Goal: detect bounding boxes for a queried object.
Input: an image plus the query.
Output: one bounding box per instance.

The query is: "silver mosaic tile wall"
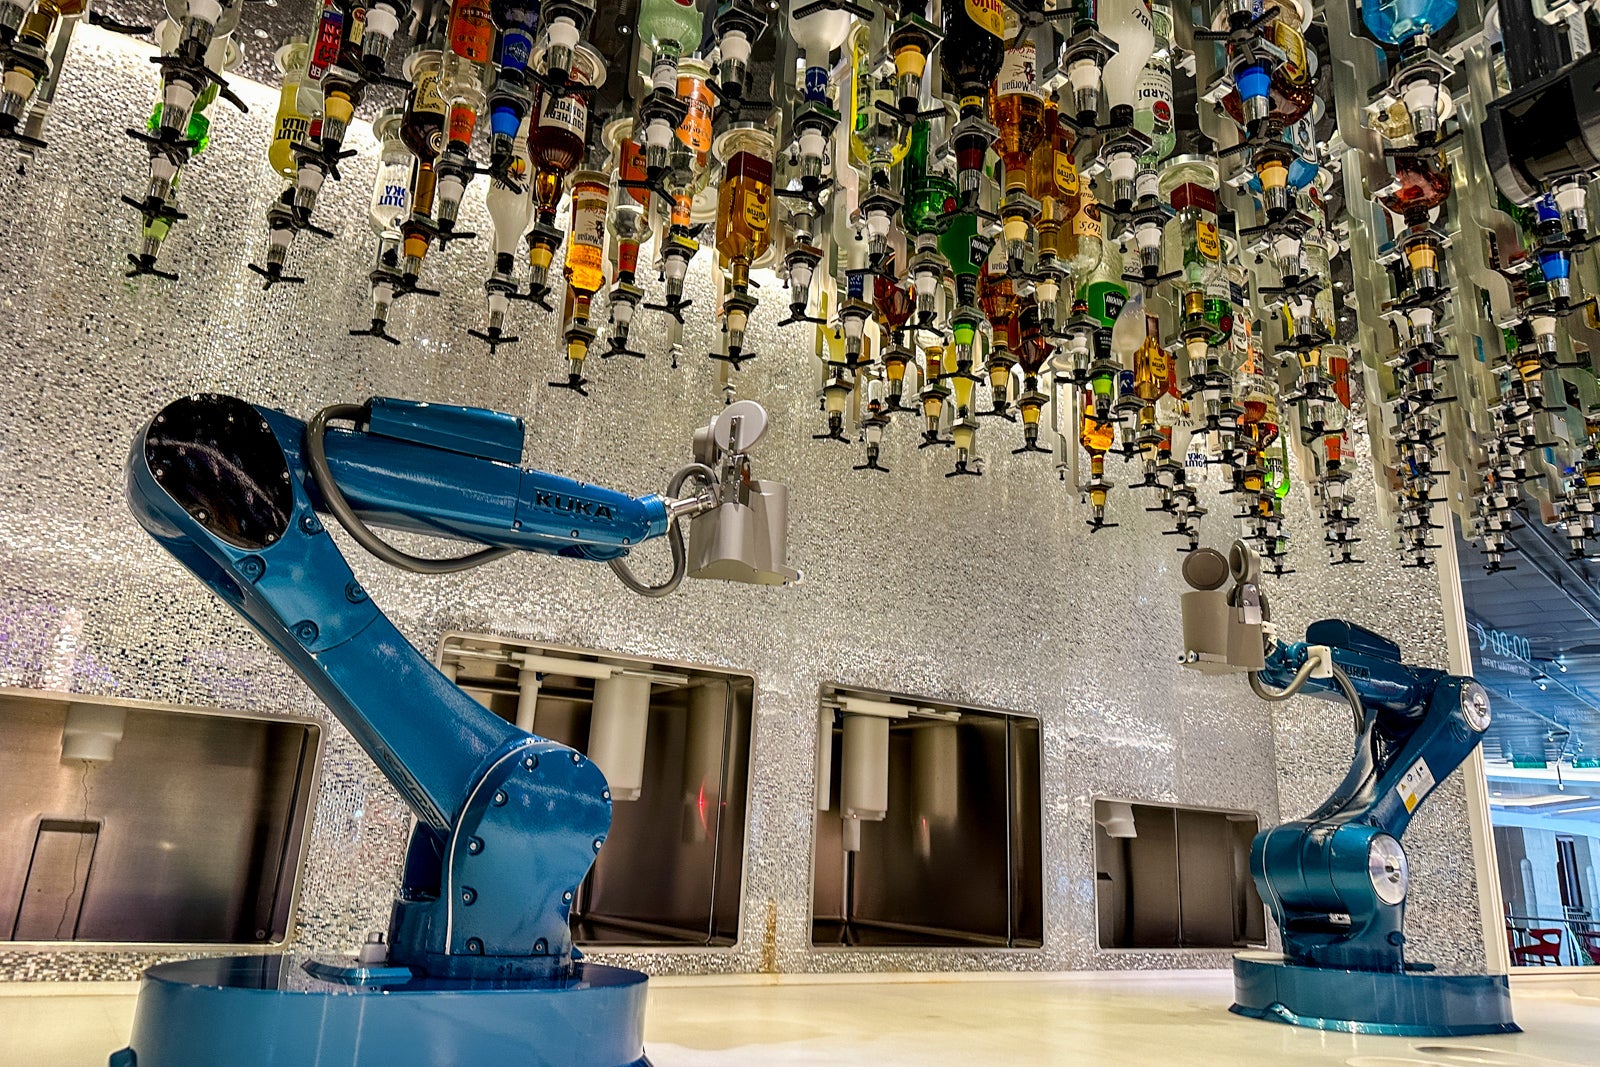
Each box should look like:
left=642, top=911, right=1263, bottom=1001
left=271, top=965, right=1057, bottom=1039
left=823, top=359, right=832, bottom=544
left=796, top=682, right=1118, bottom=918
left=0, top=29, right=1487, bottom=980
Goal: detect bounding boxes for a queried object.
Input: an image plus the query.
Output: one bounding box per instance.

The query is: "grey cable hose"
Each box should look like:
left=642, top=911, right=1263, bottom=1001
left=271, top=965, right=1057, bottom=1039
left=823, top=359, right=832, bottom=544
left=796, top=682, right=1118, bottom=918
left=1248, top=659, right=1319, bottom=702
left=306, top=404, right=516, bottom=575
left=1328, top=663, right=1367, bottom=735
left=606, top=462, right=720, bottom=597
left=1249, top=658, right=1367, bottom=735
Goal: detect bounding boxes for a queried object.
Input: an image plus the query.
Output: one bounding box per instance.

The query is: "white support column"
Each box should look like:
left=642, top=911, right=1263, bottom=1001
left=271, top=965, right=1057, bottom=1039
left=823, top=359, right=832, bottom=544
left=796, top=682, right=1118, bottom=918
left=515, top=667, right=542, bottom=733
left=1437, top=524, right=1512, bottom=974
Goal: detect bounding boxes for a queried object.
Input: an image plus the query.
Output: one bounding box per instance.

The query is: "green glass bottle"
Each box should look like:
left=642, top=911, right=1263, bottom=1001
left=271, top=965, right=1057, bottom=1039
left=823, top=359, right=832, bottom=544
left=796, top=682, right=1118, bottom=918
left=1081, top=241, right=1128, bottom=371
left=148, top=78, right=220, bottom=155
left=902, top=119, right=958, bottom=237
left=1082, top=240, right=1128, bottom=330
left=1268, top=437, right=1291, bottom=500
left=638, top=0, right=704, bottom=65
left=939, top=210, right=985, bottom=306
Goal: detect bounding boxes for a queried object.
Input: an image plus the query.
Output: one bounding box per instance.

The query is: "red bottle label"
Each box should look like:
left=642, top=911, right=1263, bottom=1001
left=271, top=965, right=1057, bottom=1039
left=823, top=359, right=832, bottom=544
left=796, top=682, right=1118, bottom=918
left=310, top=4, right=344, bottom=80
left=448, top=104, right=476, bottom=146
left=619, top=139, right=650, bottom=207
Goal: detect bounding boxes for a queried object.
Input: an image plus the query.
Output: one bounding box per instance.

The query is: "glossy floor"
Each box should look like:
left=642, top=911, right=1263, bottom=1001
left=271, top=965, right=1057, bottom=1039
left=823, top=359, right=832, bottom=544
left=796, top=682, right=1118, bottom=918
left=1, top=970, right=1596, bottom=1066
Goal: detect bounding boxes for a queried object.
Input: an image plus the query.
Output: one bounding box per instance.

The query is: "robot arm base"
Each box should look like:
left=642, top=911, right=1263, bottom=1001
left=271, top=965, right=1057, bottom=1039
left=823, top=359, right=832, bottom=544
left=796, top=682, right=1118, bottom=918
left=389, top=736, right=610, bottom=979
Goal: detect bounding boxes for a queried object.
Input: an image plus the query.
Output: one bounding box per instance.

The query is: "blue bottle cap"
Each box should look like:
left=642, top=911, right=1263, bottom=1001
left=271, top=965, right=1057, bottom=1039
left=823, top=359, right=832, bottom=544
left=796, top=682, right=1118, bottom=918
left=1539, top=249, right=1571, bottom=281
left=490, top=106, right=521, bottom=140
left=1237, top=65, right=1270, bottom=103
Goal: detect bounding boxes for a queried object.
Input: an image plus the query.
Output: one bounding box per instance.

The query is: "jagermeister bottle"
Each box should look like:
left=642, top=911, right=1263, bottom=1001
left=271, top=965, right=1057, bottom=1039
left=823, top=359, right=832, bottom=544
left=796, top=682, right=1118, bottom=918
left=940, top=0, right=1007, bottom=115
left=944, top=0, right=1005, bottom=210
left=939, top=209, right=985, bottom=308
left=1082, top=239, right=1127, bottom=335
left=1080, top=242, right=1127, bottom=423
left=942, top=216, right=987, bottom=374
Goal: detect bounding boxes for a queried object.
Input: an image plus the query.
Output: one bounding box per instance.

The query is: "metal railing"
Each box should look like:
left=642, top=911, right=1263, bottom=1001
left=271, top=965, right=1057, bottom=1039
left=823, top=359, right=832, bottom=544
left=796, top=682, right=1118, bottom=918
left=1506, top=912, right=1600, bottom=967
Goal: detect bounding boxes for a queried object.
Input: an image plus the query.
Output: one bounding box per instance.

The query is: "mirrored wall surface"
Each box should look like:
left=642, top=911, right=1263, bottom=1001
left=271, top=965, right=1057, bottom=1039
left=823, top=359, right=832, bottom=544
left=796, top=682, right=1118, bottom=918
left=1093, top=799, right=1266, bottom=952
left=0, top=23, right=1480, bottom=979
left=1457, top=522, right=1600, bottom=967
left=0, top=689, right=320, bottom=947
left=811, top=686, right=1043, bottom=950
left=438, top=634, right=753, bottom=950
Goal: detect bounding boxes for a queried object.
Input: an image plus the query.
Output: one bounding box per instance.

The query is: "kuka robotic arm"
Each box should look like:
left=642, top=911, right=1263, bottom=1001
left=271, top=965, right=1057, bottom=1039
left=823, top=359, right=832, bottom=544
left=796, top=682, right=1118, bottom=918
left=126, top=392, right=793, bottom=981
left=1181, top=542, right=1492, bottom=972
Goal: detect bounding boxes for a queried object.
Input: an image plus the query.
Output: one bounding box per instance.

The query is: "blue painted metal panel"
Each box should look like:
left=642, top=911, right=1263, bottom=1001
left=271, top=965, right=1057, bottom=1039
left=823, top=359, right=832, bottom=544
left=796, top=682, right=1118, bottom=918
left=124, top=393, right=659, bottom=996
left=128, top=398, right=518, bottom=839
left=109, top=956, right=651, bottom=1067
left=365, top=397, right=526, bottom=465
left=1232, top=952, right=1518, bottom=1036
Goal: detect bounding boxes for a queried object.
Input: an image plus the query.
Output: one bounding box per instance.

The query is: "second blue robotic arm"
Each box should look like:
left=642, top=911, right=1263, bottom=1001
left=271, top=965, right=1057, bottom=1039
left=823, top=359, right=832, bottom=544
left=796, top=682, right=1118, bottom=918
left=1181, top=542, right=1492, bottom=973
left=1253, top=622, right=1492, bottom=970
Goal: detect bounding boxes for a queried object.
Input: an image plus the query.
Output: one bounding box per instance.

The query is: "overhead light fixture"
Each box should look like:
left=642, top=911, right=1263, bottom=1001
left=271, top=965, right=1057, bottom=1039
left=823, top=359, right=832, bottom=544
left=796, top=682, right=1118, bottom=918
left=1490, top=793, right=1592, bottom=808
left=1552, top=803, right=1600, bottom=816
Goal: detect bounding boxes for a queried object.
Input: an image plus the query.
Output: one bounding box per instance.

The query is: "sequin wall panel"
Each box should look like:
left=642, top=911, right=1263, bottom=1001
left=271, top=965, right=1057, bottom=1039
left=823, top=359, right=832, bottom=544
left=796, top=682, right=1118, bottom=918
left=0, top=29, right=1486, bottom=980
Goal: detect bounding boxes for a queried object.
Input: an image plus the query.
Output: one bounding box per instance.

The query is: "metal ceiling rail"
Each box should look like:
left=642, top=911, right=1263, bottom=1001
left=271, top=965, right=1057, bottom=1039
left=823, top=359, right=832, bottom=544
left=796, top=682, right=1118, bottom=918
left=1505, top=520, right=1600, bottom=635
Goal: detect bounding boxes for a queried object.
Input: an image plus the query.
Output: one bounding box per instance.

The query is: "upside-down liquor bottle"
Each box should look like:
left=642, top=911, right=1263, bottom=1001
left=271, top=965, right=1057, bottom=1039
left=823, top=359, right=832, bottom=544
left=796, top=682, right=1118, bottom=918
left=713, top=124, right=776, bottom=362
left=524, top=42, right=605, bottom=304
left=551, top=170, right=609, bottom=392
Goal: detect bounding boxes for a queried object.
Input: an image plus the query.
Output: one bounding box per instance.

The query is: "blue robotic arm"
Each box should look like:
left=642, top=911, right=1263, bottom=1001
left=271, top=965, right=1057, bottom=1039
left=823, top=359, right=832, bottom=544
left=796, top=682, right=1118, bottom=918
left=125, top=392, right=790, bottom=988
left=1250, top=621, right=1490, bottom=972
left=1180, top=541, right=1510, bottom=1036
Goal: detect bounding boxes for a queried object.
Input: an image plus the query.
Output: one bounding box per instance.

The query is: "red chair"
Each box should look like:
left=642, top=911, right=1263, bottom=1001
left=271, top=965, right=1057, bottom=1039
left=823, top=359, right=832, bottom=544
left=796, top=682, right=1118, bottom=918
left=1575, top=929, right=1600, bottom=967
left=1510, top=927, right=1564, bottom=966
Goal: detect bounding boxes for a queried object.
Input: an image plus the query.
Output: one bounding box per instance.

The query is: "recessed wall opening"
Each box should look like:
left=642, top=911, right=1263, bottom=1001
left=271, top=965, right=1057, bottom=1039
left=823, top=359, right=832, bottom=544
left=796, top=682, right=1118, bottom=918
left=12, top=820, right=100, bottom=940
left=811, top=685, right=1043, bottom=949
left=439, top=634, right=753, bottom=949
left=0, top=689, right=320, bottom=946
left=1093, top=799, right=1267, bottom=950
